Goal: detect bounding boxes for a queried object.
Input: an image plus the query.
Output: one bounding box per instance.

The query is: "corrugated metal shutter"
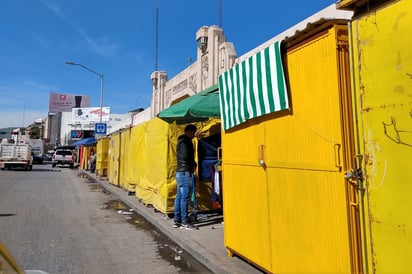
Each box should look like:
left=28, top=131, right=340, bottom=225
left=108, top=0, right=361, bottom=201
left=218, top=41, right=289, bottom=130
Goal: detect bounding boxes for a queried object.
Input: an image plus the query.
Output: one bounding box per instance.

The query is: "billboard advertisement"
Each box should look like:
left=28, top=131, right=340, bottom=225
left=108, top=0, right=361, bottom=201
left=48, top=92, right=90, bottom=113
left=70, top=130, right=95, bottom=140
left=72, top=107, right=110, bottom=123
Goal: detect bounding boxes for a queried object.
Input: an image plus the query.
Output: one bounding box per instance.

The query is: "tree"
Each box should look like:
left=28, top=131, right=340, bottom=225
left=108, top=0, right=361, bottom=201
left=27, top=126, right=40, bottom=139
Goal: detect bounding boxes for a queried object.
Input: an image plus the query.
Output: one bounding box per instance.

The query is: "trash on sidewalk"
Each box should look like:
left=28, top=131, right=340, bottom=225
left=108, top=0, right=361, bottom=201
left=212, top=221, right=224, bottom=229
left=117, top=210, right=133, bottom=215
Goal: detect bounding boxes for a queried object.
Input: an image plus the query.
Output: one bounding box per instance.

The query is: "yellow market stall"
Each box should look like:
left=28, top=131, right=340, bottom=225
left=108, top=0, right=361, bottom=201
left=107, top=132, right=121, bottom=186
left=126, top=122, right=147, bottom=196
left=137, top=118, right=174, bottom=210
left=107, top=128, right=135, bottom=192
left=125, top=117, right=220, bottom=214
left=155, top=86, right=223, bottom=214
left=80, top=146, right=95, bottom=170
left=119, top=128, right=132, bottom=191
left=96, top=137, right=109, bottom=178
left=152, top=118, right=220, bottom=214
left=218, top=6, right=359, bottom=273
left=72, top=137, right=97, bottom=170
left=339, top=0, right=412, bottom=271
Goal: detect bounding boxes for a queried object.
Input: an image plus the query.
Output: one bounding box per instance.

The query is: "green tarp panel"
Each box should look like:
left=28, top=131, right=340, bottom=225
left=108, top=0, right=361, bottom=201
left=218, top=41, right=289, bottom=130
left=158, top=85, right=220, bottom=124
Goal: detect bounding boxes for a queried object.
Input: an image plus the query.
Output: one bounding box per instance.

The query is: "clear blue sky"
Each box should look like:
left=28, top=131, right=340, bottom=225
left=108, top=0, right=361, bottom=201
left=0, top=0, right=334, bottom=128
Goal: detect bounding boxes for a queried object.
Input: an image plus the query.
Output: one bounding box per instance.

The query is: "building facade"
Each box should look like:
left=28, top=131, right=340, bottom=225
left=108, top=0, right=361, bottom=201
left=150, top=25, right=237, bottom=117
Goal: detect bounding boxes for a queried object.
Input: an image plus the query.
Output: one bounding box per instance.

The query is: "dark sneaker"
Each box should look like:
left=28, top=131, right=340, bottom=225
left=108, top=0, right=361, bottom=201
left=181, top=223, right=197, bottom=230
left=172, top=222, right=181, bottom=228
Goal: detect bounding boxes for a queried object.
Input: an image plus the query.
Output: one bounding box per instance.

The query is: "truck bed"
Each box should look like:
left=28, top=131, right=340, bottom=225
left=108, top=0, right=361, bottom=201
left=0, top=144, right=33, bottom=170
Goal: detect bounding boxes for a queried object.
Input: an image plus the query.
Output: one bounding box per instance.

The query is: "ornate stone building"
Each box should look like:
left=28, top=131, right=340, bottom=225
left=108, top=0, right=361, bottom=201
left=150, top=25, right=237, bottom=117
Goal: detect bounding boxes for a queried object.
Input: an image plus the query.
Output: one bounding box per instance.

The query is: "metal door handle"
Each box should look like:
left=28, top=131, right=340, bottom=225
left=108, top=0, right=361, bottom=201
left=334, top=143, right=342, bottom=168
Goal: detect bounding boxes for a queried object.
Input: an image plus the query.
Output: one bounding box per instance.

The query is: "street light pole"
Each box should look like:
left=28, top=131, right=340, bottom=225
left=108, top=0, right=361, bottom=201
left=65, top=61, right=104, bottom=123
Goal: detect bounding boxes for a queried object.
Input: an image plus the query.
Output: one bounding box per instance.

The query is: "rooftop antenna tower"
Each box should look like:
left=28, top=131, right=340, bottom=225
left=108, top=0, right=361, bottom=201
left=218, top=0, right=222, bottom=27
left=154, top=0, right=159, bottom=71
left=22, top=104, right=26, bottom=128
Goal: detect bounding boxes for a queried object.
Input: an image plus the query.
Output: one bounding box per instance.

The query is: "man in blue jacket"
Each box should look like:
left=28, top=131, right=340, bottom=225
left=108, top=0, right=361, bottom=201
left=173, top=124, right=198, bottom=230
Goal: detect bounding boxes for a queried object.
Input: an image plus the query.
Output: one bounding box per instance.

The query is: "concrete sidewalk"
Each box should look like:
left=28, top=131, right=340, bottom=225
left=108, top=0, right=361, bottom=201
left=80, top=169, right=263, bottom=274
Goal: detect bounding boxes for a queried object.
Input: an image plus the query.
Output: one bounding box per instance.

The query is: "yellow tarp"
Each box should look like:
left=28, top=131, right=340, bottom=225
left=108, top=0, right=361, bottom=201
left=139, top=118, right=174, bottom=210
left=110, top=117, right=220, bottom=214
left=107, top=132, right=120, bottom=186
left=126, top=122, right=147, bottom=195
left=96, top=137, right=109, bottom=177
left=119, top=128, right=131, bottom=191
left=79, top=146, right=95, bottom=170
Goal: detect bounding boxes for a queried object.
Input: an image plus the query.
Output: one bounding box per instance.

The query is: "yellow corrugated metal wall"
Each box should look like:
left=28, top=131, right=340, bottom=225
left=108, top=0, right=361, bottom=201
left=350, top=0, right=412, bottom=271
left=222, top=24, right=358, bottom=273
left=223, top=122, right=272, bottom=270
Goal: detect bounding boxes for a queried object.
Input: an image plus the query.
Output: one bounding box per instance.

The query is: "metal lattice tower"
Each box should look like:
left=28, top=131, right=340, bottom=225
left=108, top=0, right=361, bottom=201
left=155, top=0, right=159, bottom=71
left=218, top=0, right=222, bottom=27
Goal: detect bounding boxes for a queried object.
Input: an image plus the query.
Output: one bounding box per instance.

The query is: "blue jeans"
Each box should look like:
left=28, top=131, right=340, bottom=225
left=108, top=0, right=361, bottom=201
left=174, top=171, right=192, bottom=224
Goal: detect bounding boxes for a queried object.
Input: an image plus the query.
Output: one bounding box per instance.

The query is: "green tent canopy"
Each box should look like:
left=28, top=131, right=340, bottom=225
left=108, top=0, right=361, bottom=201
left=158, top=85, right=220, bottom=124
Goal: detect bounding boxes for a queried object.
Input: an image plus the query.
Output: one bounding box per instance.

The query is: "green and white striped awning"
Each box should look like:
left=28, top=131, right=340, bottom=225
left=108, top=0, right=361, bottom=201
left=218, top=41, right=289, bottom=130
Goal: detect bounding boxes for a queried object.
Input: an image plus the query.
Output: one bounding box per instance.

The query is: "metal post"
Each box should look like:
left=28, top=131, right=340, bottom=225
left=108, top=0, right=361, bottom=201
left=99, top=74, right=104, bottom=123
left=65, top=61, right=104, bottom=123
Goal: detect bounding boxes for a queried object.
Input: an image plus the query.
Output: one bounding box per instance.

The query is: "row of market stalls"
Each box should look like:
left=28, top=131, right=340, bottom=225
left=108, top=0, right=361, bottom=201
left=91, top=85, right=223, bottom=216
left=78, top=1, right=411, bottom=273
left=71, top=137, right=98, bottom=171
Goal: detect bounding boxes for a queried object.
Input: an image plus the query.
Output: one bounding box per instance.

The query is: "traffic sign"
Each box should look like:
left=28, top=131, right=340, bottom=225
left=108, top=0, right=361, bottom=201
left=95, top=123, right=107, bottom=135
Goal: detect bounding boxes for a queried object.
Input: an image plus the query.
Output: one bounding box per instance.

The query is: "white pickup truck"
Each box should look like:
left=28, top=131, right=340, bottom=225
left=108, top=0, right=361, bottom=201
left=0, top=144, right=33, bottom=170
left=52, top=148, right=75, bottom=168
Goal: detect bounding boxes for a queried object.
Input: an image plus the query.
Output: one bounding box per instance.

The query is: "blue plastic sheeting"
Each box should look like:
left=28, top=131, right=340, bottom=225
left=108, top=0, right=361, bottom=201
left=198, top=136, right=220, bottom=181
left=199, top=159, right=216, bottom=181
left=72, top=137, right=97, bottom=147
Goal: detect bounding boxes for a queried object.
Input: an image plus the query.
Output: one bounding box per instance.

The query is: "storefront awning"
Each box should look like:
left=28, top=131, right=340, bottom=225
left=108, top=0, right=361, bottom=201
left=218, top=41, right=289, bottom=130
left=158, top=85, right=220, bottom=124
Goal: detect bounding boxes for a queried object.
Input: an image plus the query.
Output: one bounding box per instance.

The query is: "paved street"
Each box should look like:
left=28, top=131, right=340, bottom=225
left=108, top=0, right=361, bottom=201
left=0, top=165, right=209, bottom=273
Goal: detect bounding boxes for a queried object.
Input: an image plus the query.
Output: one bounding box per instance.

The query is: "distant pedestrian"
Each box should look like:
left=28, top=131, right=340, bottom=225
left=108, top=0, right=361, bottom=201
left=88, top=150, right=96, bottom=172
left=173, top=124, right=198, bottom=230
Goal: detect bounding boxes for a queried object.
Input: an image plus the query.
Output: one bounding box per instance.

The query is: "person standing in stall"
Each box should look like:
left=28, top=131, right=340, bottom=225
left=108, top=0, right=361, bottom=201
left=173, top=124, right=198, bottom=230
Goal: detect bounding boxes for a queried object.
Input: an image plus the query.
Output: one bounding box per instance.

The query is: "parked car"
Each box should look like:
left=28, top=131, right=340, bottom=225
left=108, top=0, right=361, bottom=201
left=43, top=153, right=52, bottom=162
left=32, top=153, right=44, bottom=164
left=52, top=149, right=75, bottom=168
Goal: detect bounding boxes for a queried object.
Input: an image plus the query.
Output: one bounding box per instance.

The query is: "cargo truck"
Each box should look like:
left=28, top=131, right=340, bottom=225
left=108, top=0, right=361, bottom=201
left=26, top=139, right=44, bottom=156
left=0, top=144, right=33, bottom=170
